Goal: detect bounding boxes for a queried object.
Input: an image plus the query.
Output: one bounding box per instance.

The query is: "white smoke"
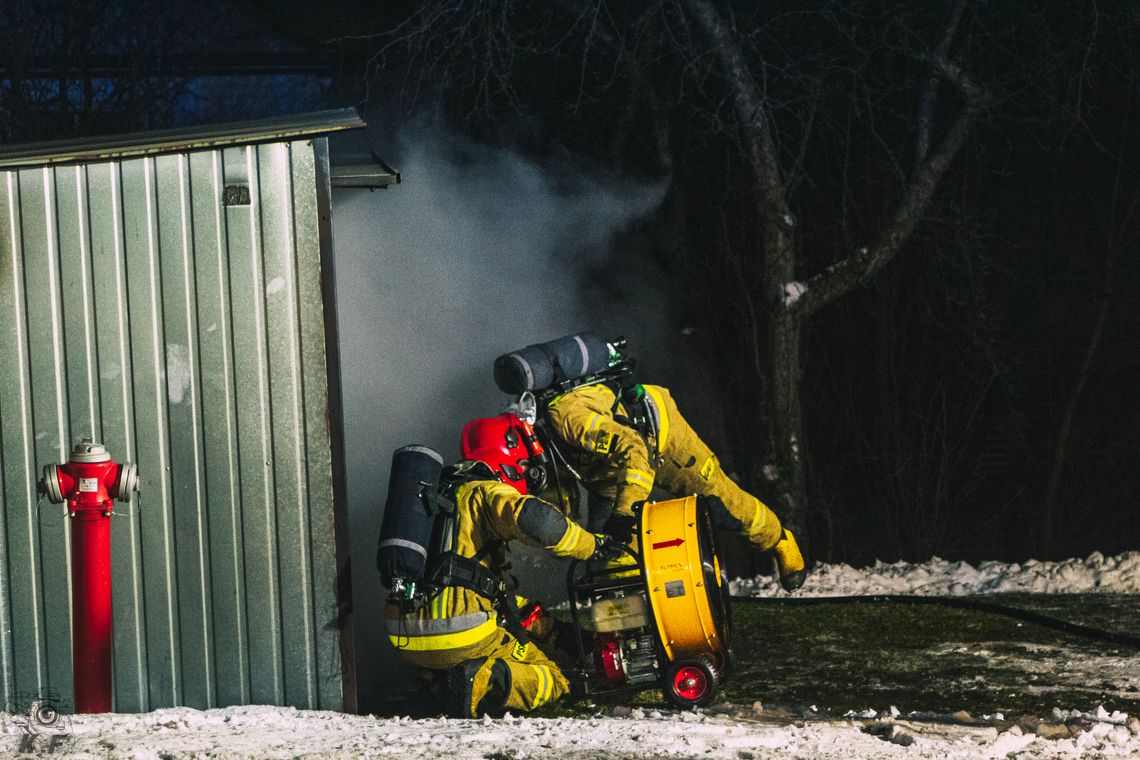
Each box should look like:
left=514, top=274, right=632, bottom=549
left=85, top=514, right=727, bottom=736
left=331, top=117, right=665, bottom=710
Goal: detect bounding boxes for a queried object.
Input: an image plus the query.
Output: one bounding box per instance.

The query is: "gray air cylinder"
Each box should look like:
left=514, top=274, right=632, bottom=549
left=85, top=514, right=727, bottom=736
left=493, top=332, right=612, bottom=394
left=377, top=445, right=444, bottom=587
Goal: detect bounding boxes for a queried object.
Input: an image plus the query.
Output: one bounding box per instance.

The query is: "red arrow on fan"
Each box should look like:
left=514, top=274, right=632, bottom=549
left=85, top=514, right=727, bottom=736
left=652, top=538, right=685, bottom=550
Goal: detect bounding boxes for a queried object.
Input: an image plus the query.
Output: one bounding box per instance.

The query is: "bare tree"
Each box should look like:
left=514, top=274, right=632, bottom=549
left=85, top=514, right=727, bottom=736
left=686, top=0, right=984, bottom=536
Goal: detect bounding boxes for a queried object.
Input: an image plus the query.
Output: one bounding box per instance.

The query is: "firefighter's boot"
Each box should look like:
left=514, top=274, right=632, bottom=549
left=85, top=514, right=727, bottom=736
left=772, top=529, right=807, bottom=592
left=444, top=658, right=511, bottom=718
left=443, top=658, right=483, bottom=717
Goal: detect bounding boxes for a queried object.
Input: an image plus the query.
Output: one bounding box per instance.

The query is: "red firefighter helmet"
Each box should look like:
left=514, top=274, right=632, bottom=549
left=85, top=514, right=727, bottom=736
left=460, top=412, right=549, bottom=495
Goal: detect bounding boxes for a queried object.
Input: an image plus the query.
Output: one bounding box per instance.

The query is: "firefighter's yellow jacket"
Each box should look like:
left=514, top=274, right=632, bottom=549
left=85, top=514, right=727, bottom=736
left=544, top=383, right=785, bottom=551
left=385, top=476, right=597, bottom=715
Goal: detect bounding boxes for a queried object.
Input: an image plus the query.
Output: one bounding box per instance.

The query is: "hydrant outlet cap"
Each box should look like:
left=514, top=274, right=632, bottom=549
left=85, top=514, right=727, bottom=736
left=70, top=438, right=112, bottom=463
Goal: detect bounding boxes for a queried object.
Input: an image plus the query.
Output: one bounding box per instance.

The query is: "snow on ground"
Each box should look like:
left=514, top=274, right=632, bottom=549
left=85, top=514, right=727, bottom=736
left=3, top=553, right=1138, bottom=759
left=5, top=703, right=1139, bottom=760
left=731, top=550, right=1140, bottom=597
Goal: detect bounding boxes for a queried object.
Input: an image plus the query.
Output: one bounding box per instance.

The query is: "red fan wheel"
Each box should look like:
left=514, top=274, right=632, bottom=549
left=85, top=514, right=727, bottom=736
left=664, top=657, right=720, bottom=709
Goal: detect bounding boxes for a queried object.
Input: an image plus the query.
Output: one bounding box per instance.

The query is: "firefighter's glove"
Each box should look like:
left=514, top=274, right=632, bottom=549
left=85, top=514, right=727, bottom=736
left=772, top=529, right=807, bottom=593
left=601, top=511, right=638, bottom=543
left=592, top=534, right=627, bottom=563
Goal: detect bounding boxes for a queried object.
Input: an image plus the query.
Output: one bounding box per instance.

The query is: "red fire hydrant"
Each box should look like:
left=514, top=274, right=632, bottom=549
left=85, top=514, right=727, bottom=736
left=38, top=438, right=137, bottom=714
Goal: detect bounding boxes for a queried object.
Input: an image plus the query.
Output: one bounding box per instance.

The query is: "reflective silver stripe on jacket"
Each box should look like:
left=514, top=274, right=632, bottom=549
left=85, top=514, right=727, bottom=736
left=384, top=610, right=492, bottom=636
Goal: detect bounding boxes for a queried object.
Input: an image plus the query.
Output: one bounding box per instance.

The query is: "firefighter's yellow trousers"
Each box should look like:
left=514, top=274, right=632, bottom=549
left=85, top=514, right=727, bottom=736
left=656, top=420, right=783, bottom=550
left=403, top=626, right=568, bottom=717
left=607, top=388, right=785, bottom=551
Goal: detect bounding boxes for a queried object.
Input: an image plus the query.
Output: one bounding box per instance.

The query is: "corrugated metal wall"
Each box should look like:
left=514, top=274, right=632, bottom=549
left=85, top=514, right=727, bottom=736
left=0, top=138, right=345, bottom=712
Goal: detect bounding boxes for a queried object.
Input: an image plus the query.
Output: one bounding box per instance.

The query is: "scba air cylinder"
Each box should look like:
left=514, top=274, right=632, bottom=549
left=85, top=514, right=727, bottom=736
left=493, top=332, right=613, bottom=394
left=376, top=445, right=444, bottom=588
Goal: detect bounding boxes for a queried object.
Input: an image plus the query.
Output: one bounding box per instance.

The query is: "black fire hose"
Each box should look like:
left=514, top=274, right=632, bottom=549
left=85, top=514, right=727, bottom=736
left=730, top=594, right=1140, bottom=650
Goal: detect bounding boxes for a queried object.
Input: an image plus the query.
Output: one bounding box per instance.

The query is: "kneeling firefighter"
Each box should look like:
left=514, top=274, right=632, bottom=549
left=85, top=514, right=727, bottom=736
left=378, top=420, right=623, bottom=718
left=492, top=332, right=807, bottom=592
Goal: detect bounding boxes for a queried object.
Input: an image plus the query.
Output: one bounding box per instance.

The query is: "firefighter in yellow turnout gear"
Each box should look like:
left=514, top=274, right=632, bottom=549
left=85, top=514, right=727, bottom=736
left=543, top=382, right=807, bottom=591
left=382, top=420, right=622, bottom=717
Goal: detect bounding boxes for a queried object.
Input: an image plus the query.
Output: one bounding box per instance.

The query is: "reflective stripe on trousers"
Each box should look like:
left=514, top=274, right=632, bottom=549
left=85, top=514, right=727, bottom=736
left=386, top=610, right=497, bottom=651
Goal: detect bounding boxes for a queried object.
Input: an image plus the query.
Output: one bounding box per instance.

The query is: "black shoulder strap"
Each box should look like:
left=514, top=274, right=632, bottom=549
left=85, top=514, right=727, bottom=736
left=472, top=538, right=503, bottom=563
left=537, top=342, right=567, bottom=384
left=610, top=384, right=660, bottom=459
left=425, top=549, right=530, bottom=643
left=426, top=552, right=503, bottom=601
left=423, top=486, right=454, bottom=517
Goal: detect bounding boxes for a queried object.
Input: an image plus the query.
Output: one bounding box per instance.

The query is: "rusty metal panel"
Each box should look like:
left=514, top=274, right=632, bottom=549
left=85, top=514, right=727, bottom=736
left=0, top=134, right=347, bottom=712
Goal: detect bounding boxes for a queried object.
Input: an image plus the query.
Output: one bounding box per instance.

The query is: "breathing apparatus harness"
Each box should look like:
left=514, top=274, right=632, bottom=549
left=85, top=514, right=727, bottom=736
left=531, top=338, right=662, bottom=468
left=387, top=461, right=530, bottom=642
left=499, top=338, right=660, bottom=542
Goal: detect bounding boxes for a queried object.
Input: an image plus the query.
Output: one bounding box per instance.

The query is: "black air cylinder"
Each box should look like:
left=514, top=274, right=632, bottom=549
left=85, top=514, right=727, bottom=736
left=493, top=332, right=611, bottom=394
left=377, top=445, right=444, bottom=587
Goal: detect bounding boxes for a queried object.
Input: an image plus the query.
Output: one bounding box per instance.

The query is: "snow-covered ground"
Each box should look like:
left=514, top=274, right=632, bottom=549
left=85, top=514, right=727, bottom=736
left=3, top=552, right=1138, bottom=759
left=732, top=550, right=1140, bottom=597
left=5, top=703, right=1138, bottom=760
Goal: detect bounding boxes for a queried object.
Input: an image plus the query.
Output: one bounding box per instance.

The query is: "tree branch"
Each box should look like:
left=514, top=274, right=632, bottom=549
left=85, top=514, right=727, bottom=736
left=916, top=0, right=968, bottom=163
left=793, top=16, right=986, bottom=318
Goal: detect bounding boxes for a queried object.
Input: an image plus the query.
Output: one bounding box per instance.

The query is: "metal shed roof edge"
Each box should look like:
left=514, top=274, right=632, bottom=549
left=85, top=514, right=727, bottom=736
left=0, top=107, right=366, bottom=169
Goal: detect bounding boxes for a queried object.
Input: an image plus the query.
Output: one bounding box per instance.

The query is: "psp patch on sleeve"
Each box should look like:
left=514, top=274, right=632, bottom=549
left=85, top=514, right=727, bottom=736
left=594, top=431, right=615, bottom=455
